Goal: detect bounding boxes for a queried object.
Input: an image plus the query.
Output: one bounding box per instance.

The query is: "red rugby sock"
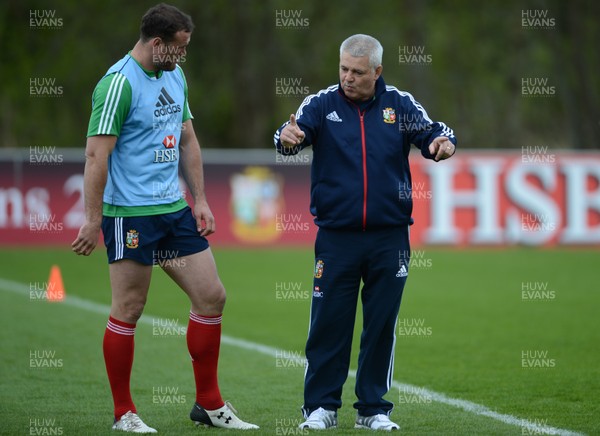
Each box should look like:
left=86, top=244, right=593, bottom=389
left=103, top=316, right=136, bottom=420
left=187, top=312, right=224, bottom=410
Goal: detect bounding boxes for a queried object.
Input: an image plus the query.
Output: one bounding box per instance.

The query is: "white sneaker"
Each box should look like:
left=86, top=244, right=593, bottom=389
left=112, top=411, right=157, bottom=433
left=190, top=401, right=259, bottom=429
left=299, top=407, right=337, bottom=430
left=355, top=413, right=399, bottom=431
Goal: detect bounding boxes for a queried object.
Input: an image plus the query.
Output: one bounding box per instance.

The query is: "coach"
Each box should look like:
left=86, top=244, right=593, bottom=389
left=274, top=34, right=457, bottom=431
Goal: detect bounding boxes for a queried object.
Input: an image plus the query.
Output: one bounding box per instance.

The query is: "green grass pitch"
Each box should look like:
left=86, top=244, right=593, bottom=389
left=0, top=247, right=598, bottom=435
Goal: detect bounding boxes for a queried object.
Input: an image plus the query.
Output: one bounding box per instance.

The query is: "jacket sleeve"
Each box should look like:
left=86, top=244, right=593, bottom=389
left=402, top=93, right=457, bottom=160
left=274, top=93, right=321, bottom=155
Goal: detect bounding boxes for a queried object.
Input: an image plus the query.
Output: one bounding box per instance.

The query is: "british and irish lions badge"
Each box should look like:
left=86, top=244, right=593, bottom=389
left=314, top=259, right=324, bottom=278
left=126, top=229, right=139, bottom=249
left=382, top=107, right=396, bottom=124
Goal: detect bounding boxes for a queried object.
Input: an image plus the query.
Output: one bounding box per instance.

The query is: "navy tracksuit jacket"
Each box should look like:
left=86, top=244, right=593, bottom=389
left=274, top=76, right=456, bottom=417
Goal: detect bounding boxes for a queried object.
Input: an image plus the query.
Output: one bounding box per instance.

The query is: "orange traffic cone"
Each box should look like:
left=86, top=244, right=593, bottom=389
left=47, top=265, right=65, bottom=302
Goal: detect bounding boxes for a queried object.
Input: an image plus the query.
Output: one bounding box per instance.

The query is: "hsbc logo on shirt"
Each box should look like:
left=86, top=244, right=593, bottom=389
left=153, top=135, right=178, bottom=163
left=163, top=135, right=176, bottom=149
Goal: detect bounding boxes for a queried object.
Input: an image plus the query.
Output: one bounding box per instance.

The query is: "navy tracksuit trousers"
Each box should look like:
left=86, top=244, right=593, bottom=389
left=303, top=225, right=410, bottom=417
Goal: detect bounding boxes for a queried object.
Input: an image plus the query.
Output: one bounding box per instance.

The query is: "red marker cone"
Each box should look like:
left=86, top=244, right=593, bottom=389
left=47, top=265, right=65, bottom=302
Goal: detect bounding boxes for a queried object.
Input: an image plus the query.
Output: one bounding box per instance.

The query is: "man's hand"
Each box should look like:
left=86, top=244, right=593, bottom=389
left=428, top=136, right=455, bottom=161
left=280, top=114, right=306, bottom=148
left=194, top=200, right=216, bottom=237
left=72, top=221, right=102, bottom=256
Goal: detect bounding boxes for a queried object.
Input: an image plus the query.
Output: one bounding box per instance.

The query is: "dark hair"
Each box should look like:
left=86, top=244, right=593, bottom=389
left=140, top=3, right=194, bottom=42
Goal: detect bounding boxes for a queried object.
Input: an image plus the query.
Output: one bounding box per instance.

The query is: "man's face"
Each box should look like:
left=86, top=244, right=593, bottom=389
left=339, top=51, right=382, bottom=102
left=152, top=30, right=191, bottom=71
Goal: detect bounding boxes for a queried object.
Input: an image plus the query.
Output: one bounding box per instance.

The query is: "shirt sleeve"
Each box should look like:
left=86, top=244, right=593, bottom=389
left=86, top=73, right=132, bottom=137
left=177, top=66, right=193, bottom=122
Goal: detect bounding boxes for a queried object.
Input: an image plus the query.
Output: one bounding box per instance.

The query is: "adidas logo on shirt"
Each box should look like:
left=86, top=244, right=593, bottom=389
left=326, top=111, right=342, bottom=122
left=153, top=87, right=181, bottom=118
left=396, top=264, right=408, bottom=278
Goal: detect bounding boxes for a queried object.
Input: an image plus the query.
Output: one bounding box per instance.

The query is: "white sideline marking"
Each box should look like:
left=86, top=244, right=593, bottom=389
left=0, top=277, right=584, bottom=436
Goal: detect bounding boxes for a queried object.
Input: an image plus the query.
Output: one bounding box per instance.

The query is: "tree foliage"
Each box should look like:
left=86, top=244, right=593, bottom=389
left=2, top=0, right=598, bottom=149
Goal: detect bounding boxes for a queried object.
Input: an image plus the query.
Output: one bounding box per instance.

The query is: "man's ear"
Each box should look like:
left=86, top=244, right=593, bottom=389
left=374, top=65, right=383, bottom=80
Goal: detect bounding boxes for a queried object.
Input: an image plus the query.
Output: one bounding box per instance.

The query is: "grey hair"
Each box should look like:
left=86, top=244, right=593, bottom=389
left=340, top=34, right=383, bottom=70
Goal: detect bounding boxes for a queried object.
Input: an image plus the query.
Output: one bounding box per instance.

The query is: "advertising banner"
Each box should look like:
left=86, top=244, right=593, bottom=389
left=1, top=149, right=599, bottom=247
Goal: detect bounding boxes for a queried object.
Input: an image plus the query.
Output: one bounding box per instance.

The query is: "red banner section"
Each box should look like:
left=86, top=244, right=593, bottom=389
left=1, top=150, right=599, bottom=247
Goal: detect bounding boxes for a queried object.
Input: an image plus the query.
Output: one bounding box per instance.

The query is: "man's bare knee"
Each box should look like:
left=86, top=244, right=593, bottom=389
left=112, top=297, right=147, bottom=323
left=214, top=283, right=227, bottom=308
left=191, top=281, right=226, bottom=314
left=206, top=281, right=226, bottom=309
